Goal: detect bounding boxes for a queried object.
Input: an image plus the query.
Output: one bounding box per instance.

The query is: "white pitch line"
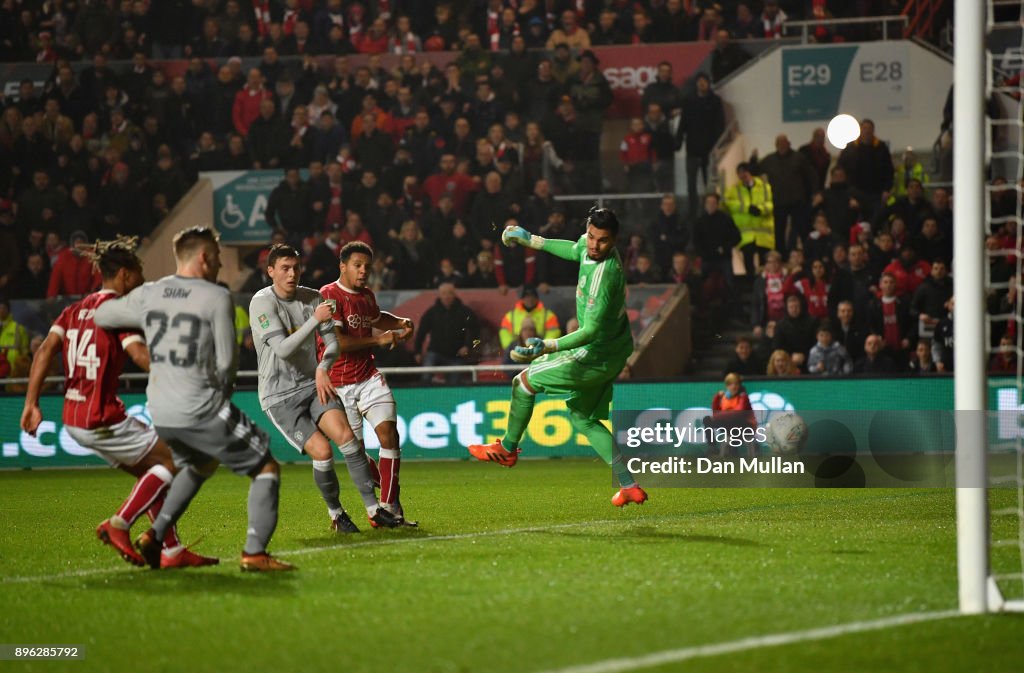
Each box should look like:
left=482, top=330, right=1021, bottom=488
left=276, top=519, right=618, bottom=558
left=533, top=609, right=963, bottom=673
left=0, top=519, right=621, bottom=585
left=0, top=566, right=132, bottom=585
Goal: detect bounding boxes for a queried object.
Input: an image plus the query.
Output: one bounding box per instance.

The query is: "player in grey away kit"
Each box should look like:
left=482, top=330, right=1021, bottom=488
left=249, top=244, right=399, bottom=532
left=95, top=227, right=293, bottom=572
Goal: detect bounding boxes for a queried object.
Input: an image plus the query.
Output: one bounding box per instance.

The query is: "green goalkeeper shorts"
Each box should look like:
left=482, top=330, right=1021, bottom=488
left=525, top=350, right=628, bottom=421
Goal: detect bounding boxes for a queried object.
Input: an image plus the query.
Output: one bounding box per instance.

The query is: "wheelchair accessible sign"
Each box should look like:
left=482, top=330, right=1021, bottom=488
left=203, top=170, right=289, bottom=244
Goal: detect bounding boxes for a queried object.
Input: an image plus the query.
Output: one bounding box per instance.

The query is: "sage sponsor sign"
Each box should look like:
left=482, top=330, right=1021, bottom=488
left=594, top=43, right=714, bottom=117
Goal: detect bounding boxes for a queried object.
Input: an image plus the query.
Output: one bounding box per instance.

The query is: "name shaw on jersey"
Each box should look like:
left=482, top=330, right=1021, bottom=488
left=163, top=287, right=192, bottom=299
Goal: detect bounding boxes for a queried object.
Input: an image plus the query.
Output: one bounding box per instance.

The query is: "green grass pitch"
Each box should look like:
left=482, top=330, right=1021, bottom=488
left=1, top=459, right=1022, bottom=673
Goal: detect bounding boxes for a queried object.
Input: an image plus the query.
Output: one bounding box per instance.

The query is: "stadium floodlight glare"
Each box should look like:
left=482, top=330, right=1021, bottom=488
left=826, top=114, right=860, bottom=150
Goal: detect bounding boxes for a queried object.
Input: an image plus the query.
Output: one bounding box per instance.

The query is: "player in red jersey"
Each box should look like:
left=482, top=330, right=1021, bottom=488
left=321, top=242, right=418, bottom=526
left=20, top=237, right=217, bottom=570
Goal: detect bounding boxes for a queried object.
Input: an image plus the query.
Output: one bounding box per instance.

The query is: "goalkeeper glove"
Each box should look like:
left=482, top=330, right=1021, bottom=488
left=510, top=337, right=557, bottom=363
left=748, top=205, right=762, bottom=216
left=502, top=225, right=543, bottom=249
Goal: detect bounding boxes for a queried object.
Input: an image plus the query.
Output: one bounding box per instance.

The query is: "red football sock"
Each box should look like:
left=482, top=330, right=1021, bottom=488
left=115, top=465, right=172, bottom=526
left=146, top=494, right=181, bottom=550
left=379, top=448, right=400, bottom=507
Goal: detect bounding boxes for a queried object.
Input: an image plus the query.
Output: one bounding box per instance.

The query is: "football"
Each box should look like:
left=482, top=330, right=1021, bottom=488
left=766, top=412, right=808, bottom=455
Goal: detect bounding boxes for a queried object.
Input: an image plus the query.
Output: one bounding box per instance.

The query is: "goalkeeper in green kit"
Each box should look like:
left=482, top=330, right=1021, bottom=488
left=467, top=207, right=648, bottom=507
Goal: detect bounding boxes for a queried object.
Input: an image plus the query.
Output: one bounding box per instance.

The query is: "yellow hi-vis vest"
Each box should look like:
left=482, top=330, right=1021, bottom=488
left=724, top=177, right=775, bottom=250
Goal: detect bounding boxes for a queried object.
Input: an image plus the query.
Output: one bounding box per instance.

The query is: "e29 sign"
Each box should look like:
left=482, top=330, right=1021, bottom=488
left=786, top=63, right=832, bottom=87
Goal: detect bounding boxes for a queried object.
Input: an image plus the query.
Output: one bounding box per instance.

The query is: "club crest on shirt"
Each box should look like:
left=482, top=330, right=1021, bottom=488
left=258, top=314, right=270, bottom=329
left=578, top=275, right=587, bottom=290
left=347, top=314, right=374, bottom=329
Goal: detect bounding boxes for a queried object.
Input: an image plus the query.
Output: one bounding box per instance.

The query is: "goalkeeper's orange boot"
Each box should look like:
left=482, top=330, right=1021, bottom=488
left=467, top=440, right=521, bottom=467
left=161, top=547, right=220, bottom=569
left=240, top=552, right=296, bottom=572
left=612, top=485, right=648, bottom=507
left=96, top=519, right=145, bottom=567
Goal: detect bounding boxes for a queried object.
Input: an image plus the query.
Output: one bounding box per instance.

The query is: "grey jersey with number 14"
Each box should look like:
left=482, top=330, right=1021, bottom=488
left=94, top=275, right=237, bottom=428
left=249, top=286, right=335, bottom=410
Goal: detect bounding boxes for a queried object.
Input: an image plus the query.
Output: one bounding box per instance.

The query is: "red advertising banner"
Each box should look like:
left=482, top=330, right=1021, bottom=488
left=592, top=43, right=715, bottom=118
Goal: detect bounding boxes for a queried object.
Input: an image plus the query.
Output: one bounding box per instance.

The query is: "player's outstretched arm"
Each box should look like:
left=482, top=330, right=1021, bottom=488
left=513, top=274, right=613, bottom=362
left=513, top=317, right=600, bottom=363
left=551, top=320, right=598, bottom=352
left=375, top=311, right=413, bottom=331
left=20, top=332, right=62, bottom=436
left=94, top=288, right=144, bottom=329
left=374, top=311, right=414, bottom=341
left=334, top=326, right=401, bottom=353
left=250, top=295, right=331, bottom=359
left=502, top=225, right=578, bottom=262
left=551, top=278, right=617, bottom=352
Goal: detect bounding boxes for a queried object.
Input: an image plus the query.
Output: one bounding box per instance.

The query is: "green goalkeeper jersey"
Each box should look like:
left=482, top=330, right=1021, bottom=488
left=542, top=234, right=633, bottom=365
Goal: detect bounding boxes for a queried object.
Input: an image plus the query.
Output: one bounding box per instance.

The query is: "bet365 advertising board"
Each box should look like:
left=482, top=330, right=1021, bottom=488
left=2, top=377, right=1016, bottom=469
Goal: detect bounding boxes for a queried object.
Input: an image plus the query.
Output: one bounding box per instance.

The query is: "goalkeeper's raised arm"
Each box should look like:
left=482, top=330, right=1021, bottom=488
left=502, top=223, right=579, bottom=262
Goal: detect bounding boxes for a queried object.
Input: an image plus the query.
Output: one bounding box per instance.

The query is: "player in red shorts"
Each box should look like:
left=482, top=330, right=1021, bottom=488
left=321, top=242, right=418, bottom=526
left=20, top=237, right=217, bottom=569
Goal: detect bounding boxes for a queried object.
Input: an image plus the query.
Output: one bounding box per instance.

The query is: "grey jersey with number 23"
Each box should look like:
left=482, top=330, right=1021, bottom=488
left=94, top=275, right=237, bottom=428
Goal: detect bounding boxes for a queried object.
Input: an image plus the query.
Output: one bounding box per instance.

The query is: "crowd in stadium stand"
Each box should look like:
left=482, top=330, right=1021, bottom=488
left=708, top=119, right=1024, bottom=379
left=0, top=0, right=987, bottom=382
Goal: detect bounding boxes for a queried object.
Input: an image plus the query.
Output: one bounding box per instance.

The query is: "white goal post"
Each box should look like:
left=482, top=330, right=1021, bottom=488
left=953, top=0, right=989, bottom=616
left=957, top=0, right=1024, bottom=614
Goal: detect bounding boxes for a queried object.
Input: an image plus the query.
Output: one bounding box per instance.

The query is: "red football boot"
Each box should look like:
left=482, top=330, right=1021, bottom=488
left=161, top=547, right=220, bottom=569
left=467, top=440, right=521, bottom=467
left=96, top=519, right=145, bottom=567
left=611, top=485, right=649, bottom=508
